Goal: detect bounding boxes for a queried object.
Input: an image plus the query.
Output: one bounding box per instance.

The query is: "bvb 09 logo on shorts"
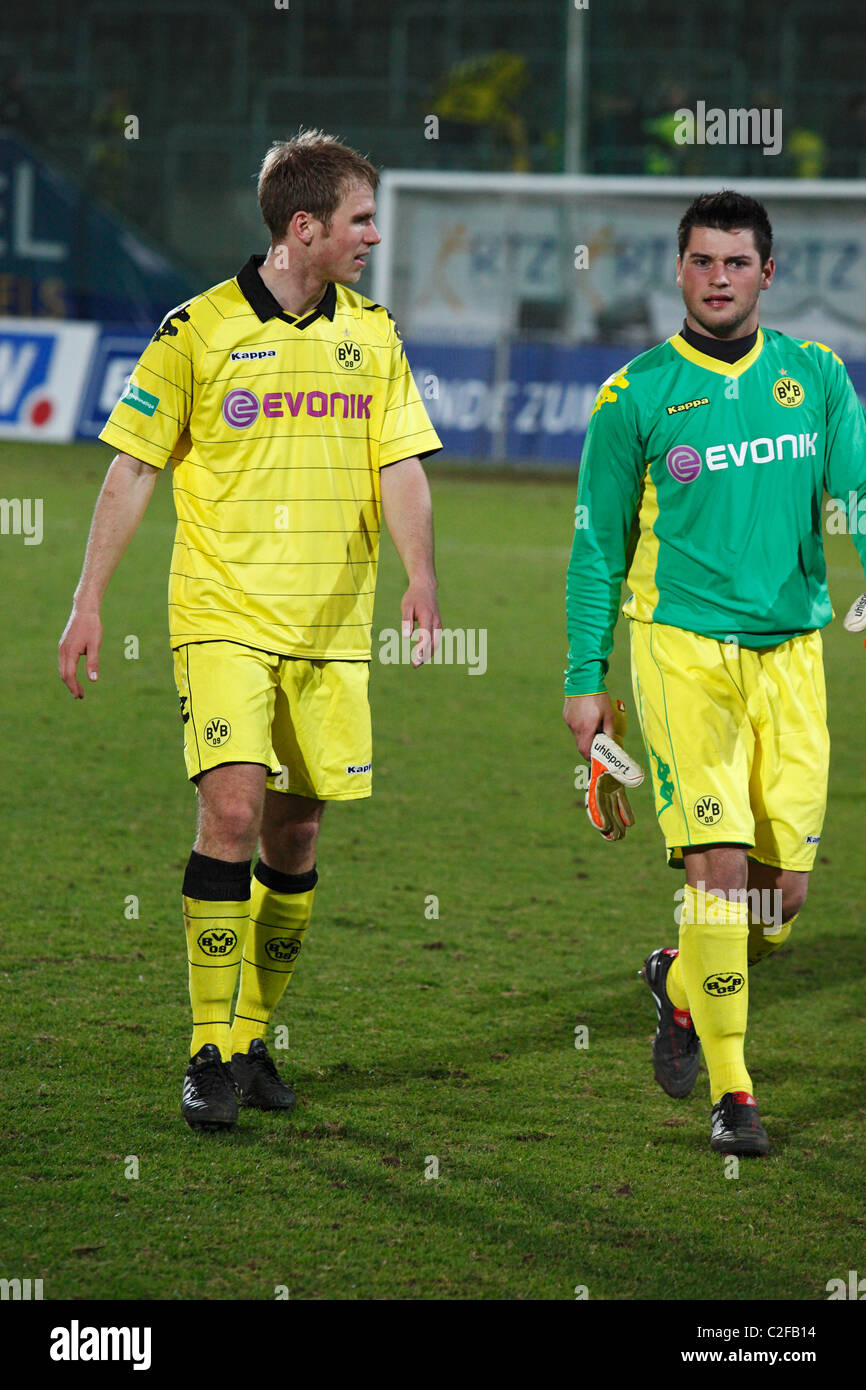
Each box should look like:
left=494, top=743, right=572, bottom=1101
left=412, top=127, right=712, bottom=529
left=197, top=928, right=238, bottom=956
left=204, top=716, right=232, bottom=747
left=335, top=340, right=363, bottom=370
left=773, top=376, right=805, bottom=408
left=265, top=937, right=301, bottom=965
left=694, top=794, right=723, bottom=826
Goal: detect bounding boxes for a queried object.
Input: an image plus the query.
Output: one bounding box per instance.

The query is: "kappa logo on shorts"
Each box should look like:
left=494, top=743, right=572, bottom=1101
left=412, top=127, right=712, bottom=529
left=179, top=695, right=190, bottom=725
left=703, top=971, right=745, bottom=997
left=693, top=794, right=723, bottom=826
left=346, top=761, right=372, bottom=774
left=203, top=717, right=232, bottom=747
left=197, top=928, right=238, bottom=957
left=264, top=937, right=301, bottom=965
left=649, top=745, right=674, bottom=813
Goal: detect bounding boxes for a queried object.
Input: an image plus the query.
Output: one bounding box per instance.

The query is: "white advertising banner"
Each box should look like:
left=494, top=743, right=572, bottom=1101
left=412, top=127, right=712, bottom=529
left=0, top=317, right=99, bottom=442
left=380, top=177, right=866, bottom=356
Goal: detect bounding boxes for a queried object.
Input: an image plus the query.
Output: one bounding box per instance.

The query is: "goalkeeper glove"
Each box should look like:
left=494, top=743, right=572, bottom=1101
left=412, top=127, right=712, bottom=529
left=843, top=594, right=866, bottom=633
left=585, top=699, right=645, bottom=842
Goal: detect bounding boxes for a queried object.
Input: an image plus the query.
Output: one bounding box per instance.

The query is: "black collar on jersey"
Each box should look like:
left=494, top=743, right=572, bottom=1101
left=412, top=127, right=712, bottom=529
left=679, top=318, right=759, bottom=364
left=236, top=254, right=337, bottom=328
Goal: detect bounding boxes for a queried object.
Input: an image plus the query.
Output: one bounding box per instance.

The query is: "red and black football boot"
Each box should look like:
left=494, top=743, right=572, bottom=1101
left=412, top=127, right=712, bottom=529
left=710, top=1091, right=770, bottom=1156
left=640, top=947, right=701, bottom=1099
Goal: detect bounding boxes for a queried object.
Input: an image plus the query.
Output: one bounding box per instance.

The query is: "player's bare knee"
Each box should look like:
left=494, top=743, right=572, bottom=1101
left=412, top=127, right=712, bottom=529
left=781, top=879, right=809, bottom=922
left=286, top=819, right=321, bottom=854
left=198, top=798, right=262, bottom=857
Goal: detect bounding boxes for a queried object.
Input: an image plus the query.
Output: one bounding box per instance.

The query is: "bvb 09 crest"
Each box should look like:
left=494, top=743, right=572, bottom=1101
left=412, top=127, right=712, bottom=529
left=335, top=340, right=363, bottom=370
left=773, top=376, right=804, bottom=408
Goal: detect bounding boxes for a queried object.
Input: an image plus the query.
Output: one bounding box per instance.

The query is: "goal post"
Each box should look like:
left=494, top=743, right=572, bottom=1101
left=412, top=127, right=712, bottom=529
left=372, top=172, right=866, bottom=466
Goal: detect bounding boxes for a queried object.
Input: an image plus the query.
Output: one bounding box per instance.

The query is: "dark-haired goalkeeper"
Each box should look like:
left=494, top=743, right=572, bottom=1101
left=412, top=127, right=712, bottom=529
left=563, top=190, right=866, bottom=1156
left=59, top=132, right=442, bottom=1129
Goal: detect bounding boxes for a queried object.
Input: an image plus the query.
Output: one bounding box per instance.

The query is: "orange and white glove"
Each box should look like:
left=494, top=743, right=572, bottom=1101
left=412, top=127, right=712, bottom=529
left=843, top=594, right=866, bottom=633
left=585, top=699, right=645, bottom=842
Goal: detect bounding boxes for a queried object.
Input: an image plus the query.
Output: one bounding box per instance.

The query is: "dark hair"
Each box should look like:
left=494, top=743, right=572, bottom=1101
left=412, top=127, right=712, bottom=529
left=677, top=190, right=773, bottom=266
left=258, top=129, right=379, bottom=241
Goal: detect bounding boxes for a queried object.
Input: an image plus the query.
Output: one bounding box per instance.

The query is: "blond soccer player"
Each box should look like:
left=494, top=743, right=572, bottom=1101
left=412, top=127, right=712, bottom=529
left=60, top=132, right=442, bottom=1130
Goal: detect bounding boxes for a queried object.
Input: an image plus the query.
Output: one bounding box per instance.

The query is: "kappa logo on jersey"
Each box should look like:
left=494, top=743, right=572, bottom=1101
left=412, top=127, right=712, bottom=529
left=197, top=928, right=238, bottom=957
left=666, top=395, right=710, bottom=416
left=152, top=306, right=190, bottom=343
left=221, top=387, right=373, bottom=428
left=264, top=937, right=301, bottom=965
left=703, top=971, right=745, bottom=997
left=694, top=794, right=723, bottom=826
left=773, top=376, right=805, bottom=408
left=230, top=349, right=277, bottom=361
left=590, top=370, right=630, bottom=417
left=203, top=716, right=231, bottom=747
left=667, top=433, right=818, bottom=482
left=346, top=761, right=372, bottom=774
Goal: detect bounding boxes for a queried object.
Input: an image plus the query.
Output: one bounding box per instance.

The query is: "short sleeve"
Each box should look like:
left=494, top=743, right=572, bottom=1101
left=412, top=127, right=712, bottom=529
left=378, top=320, right=442, bottom=467
left=98, top=304, right=195, bottom=468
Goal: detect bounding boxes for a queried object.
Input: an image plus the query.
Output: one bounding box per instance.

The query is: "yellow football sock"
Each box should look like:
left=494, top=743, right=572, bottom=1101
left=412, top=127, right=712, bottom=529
left=665, top=951, right=690, bottom=1012
left=182, top=851, right=251, bottom=1061
left=678, top=884, right=752, bottom=1104
left=231, top=862, right=317, bottom=1057
left=748, top=913, right=796, bottom=965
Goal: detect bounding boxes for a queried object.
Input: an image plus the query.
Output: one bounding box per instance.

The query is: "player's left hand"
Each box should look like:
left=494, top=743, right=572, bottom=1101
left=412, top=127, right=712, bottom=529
left=400, top=580, right=442, bottom=667
left=843, top=593, right=866, bottom=633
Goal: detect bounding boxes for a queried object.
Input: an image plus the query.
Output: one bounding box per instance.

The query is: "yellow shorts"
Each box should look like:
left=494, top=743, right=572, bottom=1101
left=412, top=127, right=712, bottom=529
left=172, top=641, right=372, bottom=801
left=629, top=620, right=829, bottom=872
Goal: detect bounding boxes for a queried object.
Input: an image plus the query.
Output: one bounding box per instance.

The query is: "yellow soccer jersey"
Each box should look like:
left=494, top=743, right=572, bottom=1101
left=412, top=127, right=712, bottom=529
left=99, top=255, right=442, bottom=657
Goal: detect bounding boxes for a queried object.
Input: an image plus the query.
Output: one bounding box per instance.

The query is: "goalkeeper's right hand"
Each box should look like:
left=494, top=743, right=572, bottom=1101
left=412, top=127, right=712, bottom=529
left=586, top=728, right=645, bottom=842
left=843, top=593, right=866, bottom=633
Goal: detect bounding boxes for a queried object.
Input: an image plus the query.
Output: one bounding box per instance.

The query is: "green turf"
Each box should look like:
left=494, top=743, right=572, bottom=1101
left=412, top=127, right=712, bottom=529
left=1, top=441, right=864, bottom=1300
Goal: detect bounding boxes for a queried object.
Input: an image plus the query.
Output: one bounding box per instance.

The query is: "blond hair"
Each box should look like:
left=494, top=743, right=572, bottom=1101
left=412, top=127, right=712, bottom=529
left=257, top=129, right=379, bottom=241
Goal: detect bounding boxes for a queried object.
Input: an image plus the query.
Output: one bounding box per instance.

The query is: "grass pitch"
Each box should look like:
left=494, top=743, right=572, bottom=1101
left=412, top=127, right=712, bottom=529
left=2, top=441, right=864, bottom=1301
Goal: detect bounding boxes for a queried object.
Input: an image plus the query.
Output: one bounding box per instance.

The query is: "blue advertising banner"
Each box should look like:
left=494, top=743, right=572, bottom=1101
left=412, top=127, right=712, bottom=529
left=407, top=340, right=866, bottom=466
left=76, top=329, right=150, bottom=439
left=406, top=340, right=634, bottom=465
left=67, top=325, right=866, bottom=456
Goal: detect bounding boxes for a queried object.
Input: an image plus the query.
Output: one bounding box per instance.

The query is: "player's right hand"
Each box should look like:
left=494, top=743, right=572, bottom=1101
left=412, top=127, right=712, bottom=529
left=843, top=593, right=866, bottom=632
left=586, top=730, right=645, bottom=841
left=563, top=691, right=616, bottom=760
left=58, top=608, right=103, bottom=698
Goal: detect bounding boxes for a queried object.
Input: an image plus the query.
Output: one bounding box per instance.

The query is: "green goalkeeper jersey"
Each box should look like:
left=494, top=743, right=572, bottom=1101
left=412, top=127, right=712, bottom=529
left=565, top=327, right=866, bottom=695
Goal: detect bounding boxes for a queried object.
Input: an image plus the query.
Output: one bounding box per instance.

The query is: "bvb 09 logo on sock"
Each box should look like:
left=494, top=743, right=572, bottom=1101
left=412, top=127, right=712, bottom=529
left=265, top=937, right=301, bottom=965
left=198, top=928, right=239, bottom=956
left=703, top=972, right=745, bottom=996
